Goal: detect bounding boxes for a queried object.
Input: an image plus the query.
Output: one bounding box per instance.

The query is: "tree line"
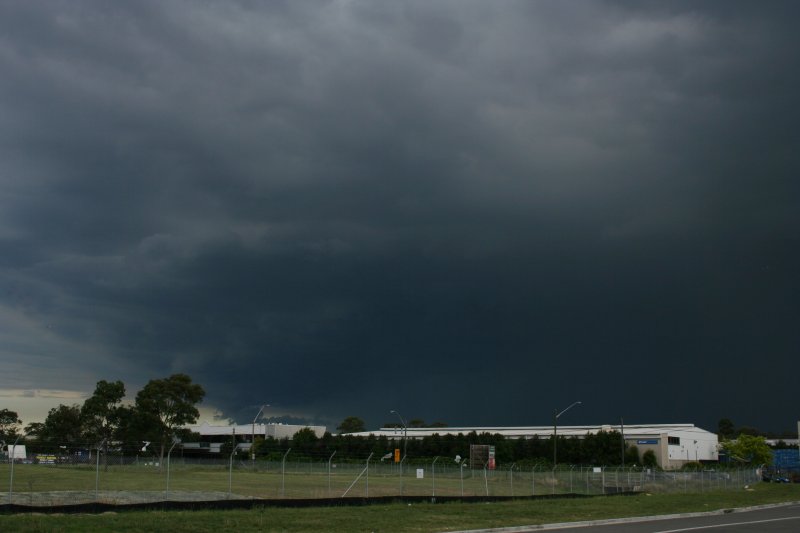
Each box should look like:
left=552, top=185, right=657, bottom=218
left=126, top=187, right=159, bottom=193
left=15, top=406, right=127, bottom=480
left=2, top=392, right=776, bottom=469
left=250, top=426, right=654, bottom=467
left=1, top=374, right=204, bottom=467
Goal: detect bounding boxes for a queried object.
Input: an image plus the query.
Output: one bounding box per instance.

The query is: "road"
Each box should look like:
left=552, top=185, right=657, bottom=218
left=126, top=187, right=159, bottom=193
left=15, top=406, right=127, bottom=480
left=541, top=503, right=800, bottom=532
left=454, top=503, right=800, bottom=533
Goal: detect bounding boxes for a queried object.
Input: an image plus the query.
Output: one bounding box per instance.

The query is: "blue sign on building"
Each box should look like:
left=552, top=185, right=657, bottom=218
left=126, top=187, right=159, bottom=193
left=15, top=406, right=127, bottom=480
left=772, top=449, right=800, bottom=470
left=637, top=439, right=658, bottom=445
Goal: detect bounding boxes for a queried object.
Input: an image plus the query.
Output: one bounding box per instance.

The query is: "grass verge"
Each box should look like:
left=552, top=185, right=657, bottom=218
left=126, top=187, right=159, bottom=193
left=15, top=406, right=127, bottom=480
left=1, top=483, right=799, bottom=532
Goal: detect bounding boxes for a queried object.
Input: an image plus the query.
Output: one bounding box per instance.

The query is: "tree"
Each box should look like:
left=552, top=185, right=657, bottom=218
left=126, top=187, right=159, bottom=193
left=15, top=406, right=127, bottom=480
left=642, top=449, right=658, bottom=468
left=737, top=426, right=762, bottom=437
left=291, top=427, right=319, bottom=456
left=134, top=373, right=205, bottom=465
left=24, top=422, right=45, bottom=439
left=81, top=380, right=126, bottom=470
left=721, top=434, right=773, bottom=466
left=624, top=444, right=640, bottom=466
left=336, top=416, right=365, bottom=434
left=36, top=404, right=83, bottom=447
left=717, top=418, right=735, bottom=440
left=0, top=408, right=21, bottom=440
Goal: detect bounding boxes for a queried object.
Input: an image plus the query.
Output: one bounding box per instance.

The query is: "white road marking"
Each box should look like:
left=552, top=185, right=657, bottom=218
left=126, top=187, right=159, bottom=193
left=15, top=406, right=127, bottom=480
left=653, top=515, right=800, bottom=532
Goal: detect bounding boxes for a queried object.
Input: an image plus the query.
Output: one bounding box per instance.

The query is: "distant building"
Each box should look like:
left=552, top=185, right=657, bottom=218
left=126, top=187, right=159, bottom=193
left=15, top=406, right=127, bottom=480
left=182, top=422, right=327, bottom=455
left=344, top=423, right=718, bottom=469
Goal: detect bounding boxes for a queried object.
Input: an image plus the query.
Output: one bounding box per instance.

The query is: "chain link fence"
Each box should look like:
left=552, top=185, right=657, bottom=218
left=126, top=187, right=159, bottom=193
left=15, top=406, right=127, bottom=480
left=1, top=452, right=761, bottom=507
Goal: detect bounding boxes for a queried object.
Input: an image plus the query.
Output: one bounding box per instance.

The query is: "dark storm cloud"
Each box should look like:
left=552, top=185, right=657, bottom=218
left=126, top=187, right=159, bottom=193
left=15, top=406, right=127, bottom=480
left=0, top=1, right=797, bottom=431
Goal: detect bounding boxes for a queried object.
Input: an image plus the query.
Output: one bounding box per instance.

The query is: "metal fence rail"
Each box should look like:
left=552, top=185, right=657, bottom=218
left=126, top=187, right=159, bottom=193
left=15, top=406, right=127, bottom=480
left=0, top=456, right=761, bottom=507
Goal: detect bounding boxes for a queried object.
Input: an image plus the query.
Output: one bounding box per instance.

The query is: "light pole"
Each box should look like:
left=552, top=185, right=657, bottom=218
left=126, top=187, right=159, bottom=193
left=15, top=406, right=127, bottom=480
left=390, top=409, right=408, bottom=467
left=553, top=401, right=581, bottom=466
left=251, top=404, right=269, bottom=467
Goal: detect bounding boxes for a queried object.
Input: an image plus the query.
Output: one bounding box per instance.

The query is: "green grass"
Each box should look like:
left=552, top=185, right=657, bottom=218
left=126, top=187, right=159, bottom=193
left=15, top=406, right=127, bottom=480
left=0, top=463, right=618, bottom=499
left=1, top=463, right=756, bottom=501
left=2, top=483, right=799, bottom=532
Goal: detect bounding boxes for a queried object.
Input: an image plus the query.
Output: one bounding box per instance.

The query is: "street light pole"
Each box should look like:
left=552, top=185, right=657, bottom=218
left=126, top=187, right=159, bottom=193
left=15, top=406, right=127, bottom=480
left=251, top=404, right=269, bottom=467
left=390, top=410, right=408, bottom=462
left=553, top=401, right=581, bottom=466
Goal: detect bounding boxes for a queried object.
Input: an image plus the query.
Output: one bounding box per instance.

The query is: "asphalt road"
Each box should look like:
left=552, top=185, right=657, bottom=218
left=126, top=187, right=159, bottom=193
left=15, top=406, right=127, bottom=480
left=453, top=502, right=800, bottom=533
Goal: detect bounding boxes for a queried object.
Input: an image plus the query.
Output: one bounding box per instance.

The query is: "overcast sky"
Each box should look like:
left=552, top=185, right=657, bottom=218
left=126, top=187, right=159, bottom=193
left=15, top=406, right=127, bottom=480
left=1, top=1, right=798, bottom=434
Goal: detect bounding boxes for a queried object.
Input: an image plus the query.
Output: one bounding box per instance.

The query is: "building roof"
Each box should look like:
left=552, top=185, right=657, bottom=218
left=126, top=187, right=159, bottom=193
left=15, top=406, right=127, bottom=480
left=344, top=423, right=717, bottom=440
left=187, top=421, right=326, bottom=436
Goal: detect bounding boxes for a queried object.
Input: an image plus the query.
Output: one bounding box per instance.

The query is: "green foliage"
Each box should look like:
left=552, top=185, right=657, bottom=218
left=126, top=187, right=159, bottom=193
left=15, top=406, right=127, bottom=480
left=81, top=380, right=126, bottom=446
left=721, top=433, right=773, bottom=465
left=33, top=404, right=83, bottom=446
left=717, top=418, right=735, bottom=439
left=291, top=427, right=320, bottom=456
left=737, top=426, right=762, bottom=437
left=642, top=449, right=658, bottom=467
left=624, top=444, right=640, bottom=465
left=244, top=427, right=649, bottom=467
left=134, top=373, right=205, bottom=462
left=336, top=416, right=365, bottom=433
left=0, top=408, right=22, bottom=440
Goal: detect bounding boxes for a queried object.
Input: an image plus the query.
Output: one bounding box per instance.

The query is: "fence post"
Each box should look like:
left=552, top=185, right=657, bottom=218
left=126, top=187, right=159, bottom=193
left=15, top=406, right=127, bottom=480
left=228, top=445, right=245, bottom=499
left=432, top=456, right=439, bottom=499
left=281, top=448, right=291, bottom=497
left=366, top=453, right=373, bottom=497
left=327, top=451, right=336, bottom=498
left=8, top=434, right=23, bottom=505
left=95, top=440, right=105, bottom=503
left=601, top=466, right=605, bottom=494
left=165, top=439, right=180, bottom=502
left=483, top=461, right=489, bottom=496
left=569, top=465, right=575, bottom=493
left=509, top=463, right=515, bottom=497
left=460, top=461, right=467, bottom=497
left=586, top=467, right=589, bottom=495
left=341, top=452, right=373, bottom=498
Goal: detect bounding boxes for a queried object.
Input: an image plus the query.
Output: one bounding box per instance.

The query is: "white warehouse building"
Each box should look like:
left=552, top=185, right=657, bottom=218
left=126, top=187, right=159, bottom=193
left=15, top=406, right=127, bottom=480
left=183, top=422, right=327, bottom=454
left=346, top=423, right=718, bottom=469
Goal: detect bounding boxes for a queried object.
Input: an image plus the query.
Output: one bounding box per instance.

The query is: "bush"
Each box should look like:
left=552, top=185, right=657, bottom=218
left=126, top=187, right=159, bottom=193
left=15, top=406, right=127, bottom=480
left=642, top=449, right=658, bottom=467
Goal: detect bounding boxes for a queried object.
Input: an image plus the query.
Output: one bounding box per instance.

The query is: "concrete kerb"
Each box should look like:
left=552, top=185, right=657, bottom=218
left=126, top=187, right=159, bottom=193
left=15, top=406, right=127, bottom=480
left=442, top=500, right=800, bottom=533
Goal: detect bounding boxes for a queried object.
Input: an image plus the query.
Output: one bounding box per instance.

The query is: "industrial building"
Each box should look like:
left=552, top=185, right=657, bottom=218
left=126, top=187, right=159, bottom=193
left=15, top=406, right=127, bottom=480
left=182, top=422, right=327, bottom=455
left=345, top=423, right=718, bottom=469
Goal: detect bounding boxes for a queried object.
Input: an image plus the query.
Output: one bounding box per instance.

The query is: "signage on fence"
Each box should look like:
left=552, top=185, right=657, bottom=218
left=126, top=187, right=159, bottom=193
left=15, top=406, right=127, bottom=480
left=416, top=468, right=424, bottom=479
left=488, top=445, right=496, bottom=470
left=394, top=448, right=400, bottom=463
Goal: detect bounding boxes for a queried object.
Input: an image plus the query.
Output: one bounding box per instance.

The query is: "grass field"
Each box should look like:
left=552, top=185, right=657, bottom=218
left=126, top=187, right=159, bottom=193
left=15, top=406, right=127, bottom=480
left=0, top=462, right=759, bottom=504
left=1, top=483, right=799, bottom=532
